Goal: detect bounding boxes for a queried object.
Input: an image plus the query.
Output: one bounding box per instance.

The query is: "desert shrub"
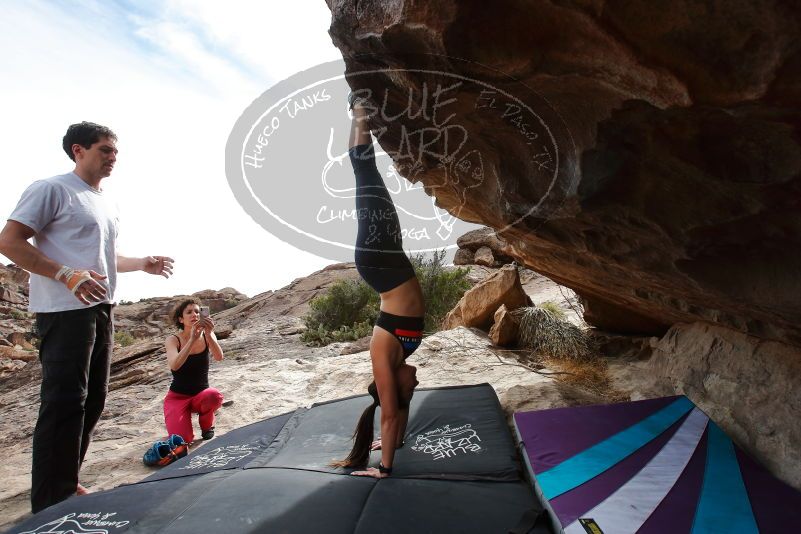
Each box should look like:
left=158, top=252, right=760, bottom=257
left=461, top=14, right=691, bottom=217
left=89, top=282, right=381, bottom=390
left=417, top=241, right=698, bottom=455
left=516, top=306, right=592, bottom=361
left=301, top=250, right=471, bottom=346
left=9, top=309, right=28, bottom=320
left=538, top=300, right=566, bottom=321
left=301, top=279, right=380, bottom=346
left=410, top=250, right=471, bottom=332
left=114, top=331, right=135, bottom=347
left=301, top=320, right=375, bottom=346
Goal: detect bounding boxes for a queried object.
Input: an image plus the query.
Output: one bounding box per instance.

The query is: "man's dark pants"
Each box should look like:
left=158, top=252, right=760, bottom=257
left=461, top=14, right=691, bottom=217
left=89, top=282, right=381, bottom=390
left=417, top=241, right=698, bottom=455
left=31, top=304, right=113, bottom=513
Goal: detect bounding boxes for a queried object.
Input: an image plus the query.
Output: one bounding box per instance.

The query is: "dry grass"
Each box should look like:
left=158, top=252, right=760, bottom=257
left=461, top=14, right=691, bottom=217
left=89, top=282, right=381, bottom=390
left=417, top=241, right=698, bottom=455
left=514, top=305, right=627, bottom=401
left=544, top=356, right=629, bottom=402
left=537, top=300, right=566, bottom=320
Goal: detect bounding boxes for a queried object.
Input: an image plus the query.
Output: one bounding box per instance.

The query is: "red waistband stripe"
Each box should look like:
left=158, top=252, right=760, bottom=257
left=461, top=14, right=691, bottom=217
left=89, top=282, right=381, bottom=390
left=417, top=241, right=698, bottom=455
left=394, top=328, right=422, bottom=338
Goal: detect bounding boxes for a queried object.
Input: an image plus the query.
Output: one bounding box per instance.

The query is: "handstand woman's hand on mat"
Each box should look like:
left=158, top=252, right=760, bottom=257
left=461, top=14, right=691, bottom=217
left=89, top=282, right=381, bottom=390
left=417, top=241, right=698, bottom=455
left=351, top=466, right=390, bottom=479
left=330, top=94, right=424, bottom=479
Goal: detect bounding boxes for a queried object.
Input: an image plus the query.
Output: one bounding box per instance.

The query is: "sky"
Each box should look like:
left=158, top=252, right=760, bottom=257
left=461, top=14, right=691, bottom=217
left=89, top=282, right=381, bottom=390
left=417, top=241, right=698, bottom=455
left=0, top=0, right=353, bottom=302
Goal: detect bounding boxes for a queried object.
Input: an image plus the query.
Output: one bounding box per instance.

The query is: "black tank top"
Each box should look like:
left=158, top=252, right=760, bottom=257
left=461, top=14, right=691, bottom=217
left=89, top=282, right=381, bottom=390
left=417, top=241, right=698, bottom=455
left=169, top=334, right=210, bottom=395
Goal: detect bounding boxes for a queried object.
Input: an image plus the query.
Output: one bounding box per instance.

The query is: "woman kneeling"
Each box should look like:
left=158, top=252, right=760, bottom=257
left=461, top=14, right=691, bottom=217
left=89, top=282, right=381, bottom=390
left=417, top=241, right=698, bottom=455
left=163, top=298, right=224, bottom=444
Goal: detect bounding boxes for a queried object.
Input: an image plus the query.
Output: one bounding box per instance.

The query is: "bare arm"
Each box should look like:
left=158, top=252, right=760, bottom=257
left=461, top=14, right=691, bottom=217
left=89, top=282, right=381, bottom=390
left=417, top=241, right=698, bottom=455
left=116, top=255, right=146, bottom=273
left=0, top=220, right=107, bottom=304
left=396, top=408, right=409, bottom=447
left=373, top=356, right=401, bottom=471
left=165, top=325, right=202, bottom=371
left=117, top=254, right=174, bottom=276
left=207, top=329, right=224, bottom=362
left=0, top=220, right=61, bottom=278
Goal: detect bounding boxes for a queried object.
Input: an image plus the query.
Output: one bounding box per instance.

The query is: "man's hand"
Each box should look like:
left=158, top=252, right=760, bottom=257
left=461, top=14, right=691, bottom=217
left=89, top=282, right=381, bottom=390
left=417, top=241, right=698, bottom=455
left=351, top=467, right=388, bottom=479
left=69, top=270, right=108, bottom=305
left=143, top=256, right=174, bottom=278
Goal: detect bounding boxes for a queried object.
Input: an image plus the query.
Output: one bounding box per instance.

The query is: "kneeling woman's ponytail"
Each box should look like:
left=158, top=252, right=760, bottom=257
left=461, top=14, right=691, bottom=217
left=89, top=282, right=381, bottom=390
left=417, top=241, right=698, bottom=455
left=331, top=381, right=380, bottom=468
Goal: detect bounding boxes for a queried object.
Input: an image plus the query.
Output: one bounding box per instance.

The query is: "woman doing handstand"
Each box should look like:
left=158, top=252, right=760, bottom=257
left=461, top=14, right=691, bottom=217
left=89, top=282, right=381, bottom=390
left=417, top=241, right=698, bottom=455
left=332, top=96, right=425, bottom=479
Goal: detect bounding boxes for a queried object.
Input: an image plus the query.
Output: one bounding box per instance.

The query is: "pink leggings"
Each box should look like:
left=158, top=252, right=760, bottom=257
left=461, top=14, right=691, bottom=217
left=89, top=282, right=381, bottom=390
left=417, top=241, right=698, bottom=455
left=163, top=387, right=223, bottom=443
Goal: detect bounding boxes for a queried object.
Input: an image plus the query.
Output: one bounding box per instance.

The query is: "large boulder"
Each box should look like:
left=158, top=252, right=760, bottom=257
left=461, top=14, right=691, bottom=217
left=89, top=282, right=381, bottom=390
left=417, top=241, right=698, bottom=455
left=607, top=322, right=801, bottom=488
left=454, top=228, right=516, bottom=267
left=488, top=304, right=520, bottom=347
left=443, top=265, right=530, bottom=330
left=473, top=246, right=495, bottom=267
left=327, top=0, right=801, bottom=346
left=453, top=247, right=474, bottom=266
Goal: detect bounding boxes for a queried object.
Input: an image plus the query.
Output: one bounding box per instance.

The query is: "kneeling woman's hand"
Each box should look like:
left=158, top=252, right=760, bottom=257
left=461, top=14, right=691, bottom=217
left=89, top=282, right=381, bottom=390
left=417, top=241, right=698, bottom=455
left=198, top=316, right=214, bottom=334
left=351, top=467, right=389, bottom=479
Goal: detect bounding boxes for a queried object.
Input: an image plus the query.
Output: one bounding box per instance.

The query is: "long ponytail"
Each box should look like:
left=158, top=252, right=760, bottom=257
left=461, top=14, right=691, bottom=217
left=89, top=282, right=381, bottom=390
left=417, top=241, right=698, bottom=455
left=331, top=381, right=380, bottom=468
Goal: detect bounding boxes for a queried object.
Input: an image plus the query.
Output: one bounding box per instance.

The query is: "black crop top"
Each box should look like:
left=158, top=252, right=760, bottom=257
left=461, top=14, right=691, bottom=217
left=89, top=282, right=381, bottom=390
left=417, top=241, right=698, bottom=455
left=169, top=334, right=210, bottom=396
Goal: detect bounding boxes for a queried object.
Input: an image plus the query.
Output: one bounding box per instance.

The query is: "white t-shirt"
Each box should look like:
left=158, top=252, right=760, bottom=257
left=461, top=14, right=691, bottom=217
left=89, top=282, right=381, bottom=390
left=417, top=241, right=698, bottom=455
left=9, top=172, right=119, bottom=312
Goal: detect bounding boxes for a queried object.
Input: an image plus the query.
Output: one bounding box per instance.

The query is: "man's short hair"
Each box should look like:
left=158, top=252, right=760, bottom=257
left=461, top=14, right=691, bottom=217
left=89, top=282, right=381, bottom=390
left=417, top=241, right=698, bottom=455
left=62, top=122, right=117, bottom=161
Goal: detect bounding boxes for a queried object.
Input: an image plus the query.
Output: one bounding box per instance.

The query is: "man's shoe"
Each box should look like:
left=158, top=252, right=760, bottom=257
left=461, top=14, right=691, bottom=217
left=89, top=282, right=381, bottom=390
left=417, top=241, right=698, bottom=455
left=201, top=427, right=215, bottom=440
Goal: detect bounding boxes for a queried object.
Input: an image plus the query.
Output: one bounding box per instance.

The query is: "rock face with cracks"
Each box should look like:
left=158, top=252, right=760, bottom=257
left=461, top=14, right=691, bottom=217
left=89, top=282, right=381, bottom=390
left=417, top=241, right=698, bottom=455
left=326, top=0, right=801, bottom=345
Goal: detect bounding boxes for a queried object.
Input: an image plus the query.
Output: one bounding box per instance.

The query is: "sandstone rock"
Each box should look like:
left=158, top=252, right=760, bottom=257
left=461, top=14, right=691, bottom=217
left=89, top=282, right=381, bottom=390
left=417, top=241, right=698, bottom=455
left=6, top=333, right=33, bottom=350
left=6, top=332, right=34, bottom=350
left=340, top=335, right=371, bottom=355
left=581, top=295, right=670, bottom=336
left=457, top=228, right=509, bottom=252
left=488, top=304, right=520, bottom=347
left=453, top=248, right=474, bottom=266
left=0, top=288, right=23, bottom=305
left=0, top=345, right=36, bottom=362
left=473, top=246, right=495, bottom=267
left=443, top=265, right=529, bottom=330
left=590, top=331, right=656, bottom=361
left=113, top=287, right=248, bottom=342
left=607, top=322, right=801, bottom=489
left=455, top=228, right=516, bottom=266
left=0, top=357, right=26, bottom=375
left=0, top=338, right=10, bottom=347
left=328, top=2, right=801, bottom=346
left=6, top=265, right=29, bottom=285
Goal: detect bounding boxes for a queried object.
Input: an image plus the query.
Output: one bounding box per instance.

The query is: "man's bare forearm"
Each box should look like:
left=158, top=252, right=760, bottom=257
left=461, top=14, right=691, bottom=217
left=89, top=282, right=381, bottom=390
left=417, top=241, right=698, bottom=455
left=116, top=255, right=145, bottom=273
left=0, top=228, right=60, bottom=279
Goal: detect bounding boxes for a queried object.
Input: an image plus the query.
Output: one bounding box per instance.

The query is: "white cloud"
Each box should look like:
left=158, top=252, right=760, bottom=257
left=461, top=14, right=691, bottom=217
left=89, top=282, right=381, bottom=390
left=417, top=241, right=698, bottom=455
left=0, top=1, right=342, bottom=301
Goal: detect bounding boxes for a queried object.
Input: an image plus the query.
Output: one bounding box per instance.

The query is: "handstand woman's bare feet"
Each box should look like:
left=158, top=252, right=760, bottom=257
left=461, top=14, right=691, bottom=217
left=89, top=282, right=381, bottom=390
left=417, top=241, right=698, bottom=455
left=76, top=483, right=90, bottom=496
left=349, top=98, right=373, bottom=148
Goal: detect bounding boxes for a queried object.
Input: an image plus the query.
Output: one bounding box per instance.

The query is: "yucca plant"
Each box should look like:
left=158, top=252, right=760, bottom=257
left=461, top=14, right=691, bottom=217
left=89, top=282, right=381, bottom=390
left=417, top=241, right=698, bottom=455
left=515, top=306, right=592, bottom=361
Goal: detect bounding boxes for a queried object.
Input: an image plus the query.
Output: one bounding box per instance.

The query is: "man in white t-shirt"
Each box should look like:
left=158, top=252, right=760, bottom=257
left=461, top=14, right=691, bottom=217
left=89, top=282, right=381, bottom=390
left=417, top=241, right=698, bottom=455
left=0, top=122, right=174, bottom=513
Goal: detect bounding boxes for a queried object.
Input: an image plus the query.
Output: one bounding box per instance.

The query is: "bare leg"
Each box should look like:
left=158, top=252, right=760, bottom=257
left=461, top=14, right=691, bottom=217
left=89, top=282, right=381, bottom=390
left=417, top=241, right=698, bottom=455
left=349, top=102, right=372, bottom=148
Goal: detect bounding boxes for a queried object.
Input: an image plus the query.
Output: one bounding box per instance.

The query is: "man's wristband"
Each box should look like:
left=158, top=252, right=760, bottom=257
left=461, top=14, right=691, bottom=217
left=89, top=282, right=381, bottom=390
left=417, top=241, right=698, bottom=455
left=54, top=265, right=74, bottom=283
left=378, top=462, right=393, bottom=475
